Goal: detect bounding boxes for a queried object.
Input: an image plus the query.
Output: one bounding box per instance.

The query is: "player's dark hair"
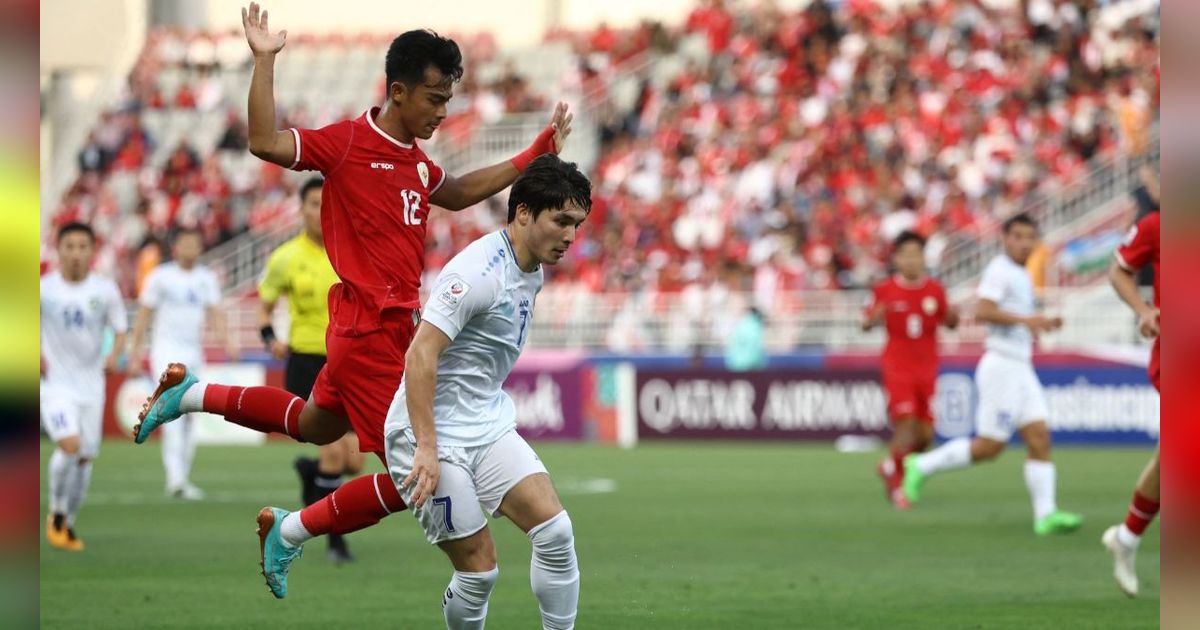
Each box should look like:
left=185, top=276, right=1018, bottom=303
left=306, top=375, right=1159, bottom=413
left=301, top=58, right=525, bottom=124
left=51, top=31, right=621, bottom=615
left=892, top=230, right=925, bottom=252
left=385, top=30, right=463, bottom=88
left=172, top=226, right=203, bottom=243
left=1003, top=212, right=1038, bottom=233
left=300, top=177, right=324, bottom=201
left=507, top=154, right=592, bottom=223
left=57, top=221, right=95, bottom=244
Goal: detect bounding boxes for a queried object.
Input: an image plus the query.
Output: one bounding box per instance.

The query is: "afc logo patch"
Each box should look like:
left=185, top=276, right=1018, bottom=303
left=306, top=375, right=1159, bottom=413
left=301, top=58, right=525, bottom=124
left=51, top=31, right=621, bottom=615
left=436, top=278, right=471, bottom=311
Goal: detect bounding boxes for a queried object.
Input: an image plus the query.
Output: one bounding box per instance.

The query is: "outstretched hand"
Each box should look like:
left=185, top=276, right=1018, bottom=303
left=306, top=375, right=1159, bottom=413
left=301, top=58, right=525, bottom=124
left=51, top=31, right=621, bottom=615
left=242, top=2, right=287, bottom=55
left=549, top=101, right=573, bottom=153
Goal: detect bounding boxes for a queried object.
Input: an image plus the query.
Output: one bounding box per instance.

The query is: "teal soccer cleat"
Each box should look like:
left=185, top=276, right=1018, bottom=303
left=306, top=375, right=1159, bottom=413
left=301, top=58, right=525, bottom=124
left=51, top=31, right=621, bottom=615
left=256, top=507, right=304, bottom=599
left=133, top=363, right=197, bottom=444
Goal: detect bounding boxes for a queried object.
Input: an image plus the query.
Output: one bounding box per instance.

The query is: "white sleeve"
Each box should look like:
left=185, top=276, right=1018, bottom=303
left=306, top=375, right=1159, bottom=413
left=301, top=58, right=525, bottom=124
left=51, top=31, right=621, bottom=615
left=203, top=269, right=221, bottom=306
left=976, top=260, right=1006, bottom=302
left=106, top=281, right=129, bottom=333
left=422, top=271, right=499, bottom=341
left=139, top=269, right=162, bottom=308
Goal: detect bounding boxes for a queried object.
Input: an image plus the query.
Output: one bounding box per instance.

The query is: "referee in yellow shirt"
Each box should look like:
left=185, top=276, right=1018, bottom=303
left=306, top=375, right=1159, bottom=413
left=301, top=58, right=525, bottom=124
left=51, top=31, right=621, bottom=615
left=258, top=177, right=362, bottom=564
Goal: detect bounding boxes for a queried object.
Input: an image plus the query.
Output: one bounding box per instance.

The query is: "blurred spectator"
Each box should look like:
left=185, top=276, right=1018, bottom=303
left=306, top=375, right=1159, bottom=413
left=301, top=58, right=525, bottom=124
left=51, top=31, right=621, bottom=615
left=724, top=306, right=767, bottom=372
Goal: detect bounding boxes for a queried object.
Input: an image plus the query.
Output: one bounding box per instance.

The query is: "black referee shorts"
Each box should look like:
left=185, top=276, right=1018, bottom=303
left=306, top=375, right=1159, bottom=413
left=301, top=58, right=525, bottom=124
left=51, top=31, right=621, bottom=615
left=284, top=351, right=327, bottom=400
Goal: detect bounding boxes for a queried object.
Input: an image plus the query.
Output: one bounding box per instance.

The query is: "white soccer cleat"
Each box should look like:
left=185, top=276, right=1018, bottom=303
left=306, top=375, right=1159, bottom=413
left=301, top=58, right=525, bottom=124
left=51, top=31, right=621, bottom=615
left=168, top=483, right=206, bottom=501
left=1101, top=525, right=1139, bottom=597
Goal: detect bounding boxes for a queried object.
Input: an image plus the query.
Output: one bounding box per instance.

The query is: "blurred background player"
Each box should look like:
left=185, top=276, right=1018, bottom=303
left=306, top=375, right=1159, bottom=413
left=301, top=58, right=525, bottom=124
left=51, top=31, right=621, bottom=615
left=1102, top=207, right=1160, bottom=597
left=863, top=230, right=958, bottom=509
left=135, top=4, right=571, bottom=595
left=41, top=223, right=128, bottom=550
left=258, top=176, right=362, bottom=564
left=129, top=227, right=239, bottom=500
left=901, top=214, right=1083, bottom=535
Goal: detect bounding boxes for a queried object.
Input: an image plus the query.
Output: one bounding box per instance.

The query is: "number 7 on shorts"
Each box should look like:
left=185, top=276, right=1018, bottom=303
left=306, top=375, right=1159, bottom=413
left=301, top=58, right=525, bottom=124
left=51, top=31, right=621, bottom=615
left=432, top=496, right=455, bottom=533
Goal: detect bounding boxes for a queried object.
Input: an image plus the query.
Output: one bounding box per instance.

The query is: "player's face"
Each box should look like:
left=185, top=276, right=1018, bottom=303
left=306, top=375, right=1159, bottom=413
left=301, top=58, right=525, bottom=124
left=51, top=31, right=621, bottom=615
left=301, top=187, right=323, bottom=239
left=173, top=233, right=204, bottom=266
left=56, top=232, right=94, bottom=279
left=1003, top=223, right=1038, bottom=265
left=526, top=203, right=588, bottom=266
left=893, top=241, right=925, bottom=280
left=394, top=66, right=453, bottom=141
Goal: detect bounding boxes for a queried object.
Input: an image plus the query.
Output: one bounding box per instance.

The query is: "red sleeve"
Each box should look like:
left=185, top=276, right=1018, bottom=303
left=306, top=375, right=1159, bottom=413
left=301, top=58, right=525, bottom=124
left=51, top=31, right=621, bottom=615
left=864, top=281, right=885, bottom=317
left=1115, top=212, right=1159, bottom=272
left=427, top=159, right=447, bottom=195
left=288, top=120, right=354, bottom=174
left=933, top=280, right=949, bottom=322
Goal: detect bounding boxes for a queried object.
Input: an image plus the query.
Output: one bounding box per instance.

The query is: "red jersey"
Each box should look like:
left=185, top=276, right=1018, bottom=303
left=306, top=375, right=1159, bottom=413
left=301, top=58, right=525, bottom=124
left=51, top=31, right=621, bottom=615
left=288, top=107, right=447, bottom=335
left=1115, top=211, right=1160, bottom=307
left=867, top=276, right=949, bottom=382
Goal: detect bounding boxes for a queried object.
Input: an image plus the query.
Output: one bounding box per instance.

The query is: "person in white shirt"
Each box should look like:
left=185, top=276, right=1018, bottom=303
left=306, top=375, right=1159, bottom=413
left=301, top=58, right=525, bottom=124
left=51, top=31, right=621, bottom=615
left=128, top=228, right=239, bottom=500
left=900, top=214, right=1084, bottom=535
left=41, top=223, right=128, bottom=551
left=316, top=155, right=582, bottom=629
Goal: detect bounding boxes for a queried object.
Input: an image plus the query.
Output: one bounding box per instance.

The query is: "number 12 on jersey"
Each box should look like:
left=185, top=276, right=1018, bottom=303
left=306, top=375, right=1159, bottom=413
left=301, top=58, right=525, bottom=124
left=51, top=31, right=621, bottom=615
left=401, top=189, right=422, bottom=226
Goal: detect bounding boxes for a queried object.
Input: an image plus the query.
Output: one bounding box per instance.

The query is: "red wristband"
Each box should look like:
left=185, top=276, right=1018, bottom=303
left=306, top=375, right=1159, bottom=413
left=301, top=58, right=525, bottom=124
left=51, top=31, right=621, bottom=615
left=510, top=124, right=558, bottom=173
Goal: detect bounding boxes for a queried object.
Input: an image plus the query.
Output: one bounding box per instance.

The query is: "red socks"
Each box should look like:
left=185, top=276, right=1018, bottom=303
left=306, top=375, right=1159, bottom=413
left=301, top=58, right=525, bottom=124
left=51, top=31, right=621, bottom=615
left=202, top=384, right=304, bottom=440
left=1123, top=491, right=1160, bottom=536
left=299, top=473, right=407, bottom=536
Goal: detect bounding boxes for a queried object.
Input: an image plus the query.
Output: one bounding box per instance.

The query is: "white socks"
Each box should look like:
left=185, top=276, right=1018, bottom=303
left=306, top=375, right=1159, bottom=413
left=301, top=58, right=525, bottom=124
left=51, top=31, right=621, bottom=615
left=48, top=448, right=77, bottom=516
left=161, top=415, right=197, bottom=490
left=66, top=460, right=93, bottom=527
left=528, top=511, right=580, bottom=630
left=443, top=568, right=499, bottom=630
left=914, top=437, right=973, bottom=477
left=1024, top=460, right=1058, bottom=521
left=179, top=382, right=207, bottom=413
left=279, top=512, right=313, bottom=548
left=1117, top=523, right=1142, bottom=548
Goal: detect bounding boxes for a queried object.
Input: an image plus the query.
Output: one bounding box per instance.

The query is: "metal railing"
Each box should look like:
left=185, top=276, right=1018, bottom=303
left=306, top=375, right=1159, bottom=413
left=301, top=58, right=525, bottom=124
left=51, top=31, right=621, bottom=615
left=938, top=128, right=1159, bottom=289
left=197, top=285, right=1147, bottom=355
left=200, top=215, right=301, bottom=294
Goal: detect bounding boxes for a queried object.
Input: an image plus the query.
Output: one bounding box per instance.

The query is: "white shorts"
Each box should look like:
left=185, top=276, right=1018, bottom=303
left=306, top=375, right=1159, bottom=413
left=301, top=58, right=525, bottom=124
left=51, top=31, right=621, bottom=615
left=40, top=383, right=104, bottom=459
left=974, top=352, right=1049, bottom=441
left=385, top=428, right=548, bottom=545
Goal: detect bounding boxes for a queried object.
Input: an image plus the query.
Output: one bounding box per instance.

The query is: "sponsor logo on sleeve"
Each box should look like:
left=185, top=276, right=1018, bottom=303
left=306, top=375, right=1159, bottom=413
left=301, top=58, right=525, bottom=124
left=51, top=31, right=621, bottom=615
left=436, top=279, right=471, bottom=311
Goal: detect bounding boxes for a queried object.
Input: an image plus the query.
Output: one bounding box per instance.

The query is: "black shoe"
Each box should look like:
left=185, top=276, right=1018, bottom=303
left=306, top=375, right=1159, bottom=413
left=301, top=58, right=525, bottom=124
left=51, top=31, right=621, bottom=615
left=327, top=535, right=353, bottom=565
left=293, top=456, right=318, bottom=505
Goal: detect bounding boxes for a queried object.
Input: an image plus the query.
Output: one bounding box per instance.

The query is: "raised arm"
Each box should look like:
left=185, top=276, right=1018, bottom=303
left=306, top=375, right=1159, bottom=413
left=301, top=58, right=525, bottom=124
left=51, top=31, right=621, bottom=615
left=242, top=3, right=295, bottom=167
left=430, top=102, right=573, bottom=211
left=401, top=322, right=454, bottom=507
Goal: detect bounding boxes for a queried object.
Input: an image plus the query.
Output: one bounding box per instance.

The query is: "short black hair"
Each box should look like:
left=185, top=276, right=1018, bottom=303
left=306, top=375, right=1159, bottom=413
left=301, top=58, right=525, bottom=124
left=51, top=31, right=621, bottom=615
left=507, top=155, right=592, bottom=223
left=300, top=176, right=324, bottom=201
left=892, top=230, right=926, bottom=252
left=1003, top=212, right=1038, bottom=233
left=57, top=222, right=95, bottom=244
left=385, top=30, right=463, bottom=88
left=172, top=226, right=204, bottom=243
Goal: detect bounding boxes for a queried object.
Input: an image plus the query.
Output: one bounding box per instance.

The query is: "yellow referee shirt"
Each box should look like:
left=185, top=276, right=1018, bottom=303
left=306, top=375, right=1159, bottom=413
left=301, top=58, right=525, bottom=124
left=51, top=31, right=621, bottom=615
left=258, top=234, right=338, bottom=355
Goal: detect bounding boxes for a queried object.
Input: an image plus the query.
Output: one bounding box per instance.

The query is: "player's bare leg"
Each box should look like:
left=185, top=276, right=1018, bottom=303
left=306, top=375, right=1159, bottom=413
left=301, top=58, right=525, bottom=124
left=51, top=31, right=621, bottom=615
left=46, top=435, right=85, bottom=551
left=438, top=527, right=500, bottom=628
left=1103, top=446, right=1160, bottom=596
left=499, top=473, right=579, bottom=630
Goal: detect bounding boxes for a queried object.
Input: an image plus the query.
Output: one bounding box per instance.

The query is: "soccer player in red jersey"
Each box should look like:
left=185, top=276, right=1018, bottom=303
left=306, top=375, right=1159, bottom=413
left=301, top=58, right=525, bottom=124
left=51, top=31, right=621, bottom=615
left=863, top=231, right=959, bottom=509
left=134, top=3, right=572, bottom=598
left=1102, top=209, right=1160, bottom=597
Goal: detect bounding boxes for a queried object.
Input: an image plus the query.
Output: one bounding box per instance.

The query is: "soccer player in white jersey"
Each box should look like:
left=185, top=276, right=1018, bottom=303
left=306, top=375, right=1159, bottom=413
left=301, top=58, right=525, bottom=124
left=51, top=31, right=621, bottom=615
left=901, top=214, right=1084, bottom=535
left=129, top=228, right=239, bottom=500
left=41, top=223, right=128, bottom=550
left=266, top=154, right=586, bottom=628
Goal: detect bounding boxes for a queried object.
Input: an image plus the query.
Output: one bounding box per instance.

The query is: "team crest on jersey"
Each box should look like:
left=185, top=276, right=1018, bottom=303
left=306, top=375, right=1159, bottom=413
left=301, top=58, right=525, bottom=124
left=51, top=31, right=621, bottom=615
left=922, top=296, right=938, bottom=315
left=437, top=278, right=471, bottom=311
left=417, top=162, right=430, bottom=188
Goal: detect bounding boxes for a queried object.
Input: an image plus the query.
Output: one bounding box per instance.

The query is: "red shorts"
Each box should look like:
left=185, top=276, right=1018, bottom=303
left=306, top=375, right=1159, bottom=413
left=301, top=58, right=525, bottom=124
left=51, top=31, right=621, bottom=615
left=311, top=309, right=418, bottom=455
left=1149, top=337, right=1160, bottom=392
left=883, top=373, right=935, bottom=424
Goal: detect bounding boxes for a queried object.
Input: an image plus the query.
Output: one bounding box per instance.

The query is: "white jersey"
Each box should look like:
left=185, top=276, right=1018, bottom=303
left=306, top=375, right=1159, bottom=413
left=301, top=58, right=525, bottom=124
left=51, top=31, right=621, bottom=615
left=976, top=253, right=1036, bottom=362
left=140, top=262, right=220, bottom=358
left=387, top=230, right=543, bottom=447
left=40, top=272, right=128, bottom=399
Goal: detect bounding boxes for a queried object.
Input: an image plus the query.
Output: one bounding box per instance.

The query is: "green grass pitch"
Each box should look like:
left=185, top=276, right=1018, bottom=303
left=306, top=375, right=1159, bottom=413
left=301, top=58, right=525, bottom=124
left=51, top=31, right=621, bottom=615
left=40, top=440, right=1159, bottom=628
